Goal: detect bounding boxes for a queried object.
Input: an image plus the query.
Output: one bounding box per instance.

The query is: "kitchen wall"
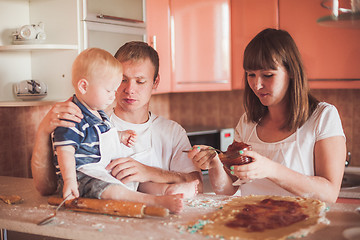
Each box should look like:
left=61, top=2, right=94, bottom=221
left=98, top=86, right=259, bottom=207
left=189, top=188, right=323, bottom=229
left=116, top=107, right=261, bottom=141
left=0, top=88, right=358, bottom=178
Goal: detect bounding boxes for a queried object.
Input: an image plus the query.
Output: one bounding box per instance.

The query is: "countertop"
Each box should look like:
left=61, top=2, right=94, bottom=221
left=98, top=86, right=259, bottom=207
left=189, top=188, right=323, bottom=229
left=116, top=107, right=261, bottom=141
left=0, top=176, right=359, bottom=240
left=339, top=167, right=360, bottom=199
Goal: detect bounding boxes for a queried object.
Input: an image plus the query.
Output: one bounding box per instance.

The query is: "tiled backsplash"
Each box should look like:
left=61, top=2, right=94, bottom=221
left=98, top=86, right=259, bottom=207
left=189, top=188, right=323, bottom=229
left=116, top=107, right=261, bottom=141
left=0, top=89, right=358, bottom=178
left=0, top=105, right=52, bottom=177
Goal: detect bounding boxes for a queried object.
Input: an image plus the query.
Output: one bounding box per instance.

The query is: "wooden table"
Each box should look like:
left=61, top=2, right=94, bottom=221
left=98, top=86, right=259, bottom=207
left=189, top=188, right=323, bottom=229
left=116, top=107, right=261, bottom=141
left=1, top=176, right=359, bottom=240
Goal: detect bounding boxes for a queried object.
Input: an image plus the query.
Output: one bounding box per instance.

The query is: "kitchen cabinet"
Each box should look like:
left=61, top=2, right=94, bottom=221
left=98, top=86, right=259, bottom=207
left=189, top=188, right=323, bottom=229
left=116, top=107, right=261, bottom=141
left=146, top=0, right=172, bottom=94
left=170, top=0, right=231, bottom=92
left=231, top=0, right=279, bottom=90
left=82, top=0, right=146, bottom=55
left=0, top=0, right=149, bottom=104
left=0, top=0, right=80, bottom=103
left=279, top=0, right=360, bottom=88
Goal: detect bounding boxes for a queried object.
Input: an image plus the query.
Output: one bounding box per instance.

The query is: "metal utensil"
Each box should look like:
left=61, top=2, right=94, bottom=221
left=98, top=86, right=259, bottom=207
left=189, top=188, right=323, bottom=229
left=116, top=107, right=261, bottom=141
left=37, top=194, right=71, bottom=226
left=182, top=148, right=242, bottom=160
left=182, top=148, right=223, bottom=154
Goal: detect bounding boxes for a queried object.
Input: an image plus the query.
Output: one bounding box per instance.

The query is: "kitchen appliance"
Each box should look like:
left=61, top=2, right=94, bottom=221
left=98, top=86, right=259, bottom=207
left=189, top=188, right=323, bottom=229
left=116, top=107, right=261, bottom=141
left=13, top=80, right=47, bottom=100
left=12, top=22, right=46, bottom=44
left=185, top=127, right=234, bottom=152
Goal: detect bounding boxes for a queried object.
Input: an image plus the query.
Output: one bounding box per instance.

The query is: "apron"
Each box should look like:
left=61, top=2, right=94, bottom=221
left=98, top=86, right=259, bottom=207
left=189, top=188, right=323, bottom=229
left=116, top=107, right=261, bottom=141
left=77, top=126, right=137, bottom=190
left=78, top=124, right=160, bottom=191
left=236, top=124, right=308, bottom=196
left=110, top=113, right=163, bottom=170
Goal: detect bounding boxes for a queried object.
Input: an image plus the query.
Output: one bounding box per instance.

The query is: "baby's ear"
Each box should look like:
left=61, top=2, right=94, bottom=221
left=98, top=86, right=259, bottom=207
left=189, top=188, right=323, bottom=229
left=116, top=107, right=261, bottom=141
left=78, top=79, right=88, bottom=94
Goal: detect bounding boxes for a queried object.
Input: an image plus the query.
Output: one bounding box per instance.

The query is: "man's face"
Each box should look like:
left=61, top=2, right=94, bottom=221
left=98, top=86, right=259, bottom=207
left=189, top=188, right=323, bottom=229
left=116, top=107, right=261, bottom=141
left=115, top=58, right=159, bottom=115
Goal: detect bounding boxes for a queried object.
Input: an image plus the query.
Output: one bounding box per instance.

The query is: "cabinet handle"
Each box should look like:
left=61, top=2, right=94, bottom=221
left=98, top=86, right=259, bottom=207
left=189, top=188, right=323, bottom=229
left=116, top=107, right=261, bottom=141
left=177, top=80, right=229, bottom=84
left=150, top=35, right=157, bottom=50
left=96, top=14, right=144, bottom=24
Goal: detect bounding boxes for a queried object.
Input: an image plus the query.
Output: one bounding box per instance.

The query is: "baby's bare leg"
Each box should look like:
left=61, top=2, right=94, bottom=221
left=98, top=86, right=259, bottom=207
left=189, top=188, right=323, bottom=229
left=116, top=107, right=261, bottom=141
left=164, top=180, right=199, bottom=199
left=139, top=180, right=199, bottom=199
left=101, top=184, right=184, bottom=213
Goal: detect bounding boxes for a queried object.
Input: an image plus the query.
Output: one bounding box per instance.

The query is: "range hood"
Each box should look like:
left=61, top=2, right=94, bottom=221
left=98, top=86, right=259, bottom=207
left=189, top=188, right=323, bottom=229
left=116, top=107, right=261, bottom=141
left=317, top=0, right=360, bottom=28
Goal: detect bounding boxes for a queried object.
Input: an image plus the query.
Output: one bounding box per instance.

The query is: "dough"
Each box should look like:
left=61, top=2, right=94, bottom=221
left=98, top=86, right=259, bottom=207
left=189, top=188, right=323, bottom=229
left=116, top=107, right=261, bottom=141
left=186, top=195, right=329, bottom=240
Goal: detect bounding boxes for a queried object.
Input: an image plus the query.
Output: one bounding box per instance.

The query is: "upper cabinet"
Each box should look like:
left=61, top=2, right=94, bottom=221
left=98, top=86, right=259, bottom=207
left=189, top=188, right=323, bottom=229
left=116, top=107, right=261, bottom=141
left=82, top=0, right=146, bottom=55
left=170, top=0, right=231, bottom=92
left=231, top=0, right=278, bottom=89
left=0, top=0, right=80, bottom=103
left=279, top=0, right=360, bottom=87
left=146, top=0, right=172, bottom=94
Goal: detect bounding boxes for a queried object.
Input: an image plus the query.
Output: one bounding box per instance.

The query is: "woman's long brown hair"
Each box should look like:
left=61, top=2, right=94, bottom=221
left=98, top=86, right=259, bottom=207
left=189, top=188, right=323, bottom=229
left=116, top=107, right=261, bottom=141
left=243, top=28, right=319, bottom=131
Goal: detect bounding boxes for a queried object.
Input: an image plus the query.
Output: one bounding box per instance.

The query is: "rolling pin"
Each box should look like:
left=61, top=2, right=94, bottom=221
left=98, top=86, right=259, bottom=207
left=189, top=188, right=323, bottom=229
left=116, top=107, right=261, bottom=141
left=48, top=197, right=169, bottom=218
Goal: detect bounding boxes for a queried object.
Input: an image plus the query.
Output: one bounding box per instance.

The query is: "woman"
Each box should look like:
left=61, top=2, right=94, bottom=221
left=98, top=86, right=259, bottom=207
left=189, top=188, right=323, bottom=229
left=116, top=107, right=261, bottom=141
left=188, top=28, right=346, bottom=203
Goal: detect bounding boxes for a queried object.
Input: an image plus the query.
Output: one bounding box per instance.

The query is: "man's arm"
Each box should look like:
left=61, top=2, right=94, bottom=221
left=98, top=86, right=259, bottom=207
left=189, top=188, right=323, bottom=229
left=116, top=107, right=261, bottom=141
left=31, top=99, right=83, bottom=196
left=147, top=168, right=203, bottom=193
left=106, top=158, right=203, bottom=192
left=31, top=124, right=58, bottom=196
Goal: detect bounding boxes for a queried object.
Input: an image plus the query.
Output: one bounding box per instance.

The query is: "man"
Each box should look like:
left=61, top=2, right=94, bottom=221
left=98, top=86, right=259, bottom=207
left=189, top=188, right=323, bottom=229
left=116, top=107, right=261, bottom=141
left=31, top=42, right=202, bottom=198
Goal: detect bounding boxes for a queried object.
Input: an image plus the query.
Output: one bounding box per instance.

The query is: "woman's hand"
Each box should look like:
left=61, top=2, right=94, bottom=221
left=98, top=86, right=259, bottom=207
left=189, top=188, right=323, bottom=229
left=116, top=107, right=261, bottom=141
left=230, top=150, right=277, bottom=181
left=187, top=145, right=221, bottom=170
left=40, top=97, right=83, bottom=135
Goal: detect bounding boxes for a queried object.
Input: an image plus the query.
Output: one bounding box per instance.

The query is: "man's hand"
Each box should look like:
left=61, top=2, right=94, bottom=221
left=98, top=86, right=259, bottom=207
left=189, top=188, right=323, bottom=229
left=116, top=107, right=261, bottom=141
left=105, top=157, right=153, bottom=184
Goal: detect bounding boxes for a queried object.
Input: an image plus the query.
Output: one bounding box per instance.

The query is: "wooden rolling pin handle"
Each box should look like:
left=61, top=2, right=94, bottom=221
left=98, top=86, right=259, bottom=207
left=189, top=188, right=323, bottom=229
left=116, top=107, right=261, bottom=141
left=144, top=205, right=169, bottom=217
left=47, top=197, right=169, bottom=218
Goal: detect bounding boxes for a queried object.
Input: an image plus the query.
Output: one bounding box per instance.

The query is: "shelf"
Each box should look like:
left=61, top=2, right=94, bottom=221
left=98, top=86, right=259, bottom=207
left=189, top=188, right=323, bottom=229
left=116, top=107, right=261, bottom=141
left=0, top=99, right=63, bottom=107
left=0, top=44, right=78, bottom=51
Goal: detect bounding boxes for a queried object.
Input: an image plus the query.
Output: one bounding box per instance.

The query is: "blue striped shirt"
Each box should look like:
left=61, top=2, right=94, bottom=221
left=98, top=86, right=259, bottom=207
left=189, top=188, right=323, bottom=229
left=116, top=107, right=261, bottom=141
left=52, top=95, right=113, bottom=174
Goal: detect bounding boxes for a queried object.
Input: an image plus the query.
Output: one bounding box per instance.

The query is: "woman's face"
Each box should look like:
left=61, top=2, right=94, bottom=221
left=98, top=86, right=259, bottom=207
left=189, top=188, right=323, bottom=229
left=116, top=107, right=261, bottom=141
left=246, top=63, right=290, bottom=108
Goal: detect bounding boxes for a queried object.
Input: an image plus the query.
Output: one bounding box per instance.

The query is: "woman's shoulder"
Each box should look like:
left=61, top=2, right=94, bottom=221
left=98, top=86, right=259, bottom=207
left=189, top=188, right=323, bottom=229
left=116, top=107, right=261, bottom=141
left=235, top=113, right=257, bottom=141
left=307, top=102, right=344, bottom=139
left=312, top=102, right=340, bottom=119
left=237, top=112, right=256, bottom=127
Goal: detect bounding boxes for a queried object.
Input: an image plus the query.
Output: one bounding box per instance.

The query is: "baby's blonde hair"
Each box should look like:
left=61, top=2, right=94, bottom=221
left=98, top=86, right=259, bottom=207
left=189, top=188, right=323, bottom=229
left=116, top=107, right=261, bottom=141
left=72, top=48, right=123, bottom=87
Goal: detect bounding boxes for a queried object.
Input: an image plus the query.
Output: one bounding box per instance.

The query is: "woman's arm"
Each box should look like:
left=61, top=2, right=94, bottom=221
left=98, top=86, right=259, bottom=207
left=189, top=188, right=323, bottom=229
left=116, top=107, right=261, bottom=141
left=233, top=136, right=346, bottom=202
left=31, top=98, right=83, bottom=196
left=188, top=146, right=238, bottom=195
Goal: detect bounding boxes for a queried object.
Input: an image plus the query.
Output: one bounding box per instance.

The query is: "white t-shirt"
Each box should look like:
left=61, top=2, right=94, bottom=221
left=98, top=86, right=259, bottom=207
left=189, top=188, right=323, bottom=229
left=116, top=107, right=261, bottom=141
left=234, top=102, right=345, bottom=197
left=110, top=111, right=199, bottom=174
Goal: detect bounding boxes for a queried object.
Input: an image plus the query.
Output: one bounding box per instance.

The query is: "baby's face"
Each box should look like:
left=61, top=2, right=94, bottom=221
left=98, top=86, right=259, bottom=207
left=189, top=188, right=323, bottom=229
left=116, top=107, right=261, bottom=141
left=84, top=71, right=122, bottom=111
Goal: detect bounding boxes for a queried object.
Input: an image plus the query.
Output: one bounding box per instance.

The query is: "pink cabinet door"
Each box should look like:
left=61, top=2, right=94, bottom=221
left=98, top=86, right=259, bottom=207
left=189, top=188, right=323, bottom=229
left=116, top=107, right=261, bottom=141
left=231, top=0, right=279, bottom=89
left=146, top=0, right=172, bottom=94
left=170, top=0, right=231, bottom=92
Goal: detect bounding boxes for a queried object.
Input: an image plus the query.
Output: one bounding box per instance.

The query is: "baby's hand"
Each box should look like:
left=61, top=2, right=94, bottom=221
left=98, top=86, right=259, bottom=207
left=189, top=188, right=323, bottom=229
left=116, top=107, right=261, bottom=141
left=62, top=180, right=79, bottom=200
left=120, top=130, right=137, bottom=147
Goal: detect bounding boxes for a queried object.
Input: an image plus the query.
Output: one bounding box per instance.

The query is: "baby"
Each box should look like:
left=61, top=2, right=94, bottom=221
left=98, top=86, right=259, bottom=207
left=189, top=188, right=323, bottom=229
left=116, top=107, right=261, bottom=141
left=52, top=48, right=197, bottom=213
left=52, top=48, right=136, bottom=198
